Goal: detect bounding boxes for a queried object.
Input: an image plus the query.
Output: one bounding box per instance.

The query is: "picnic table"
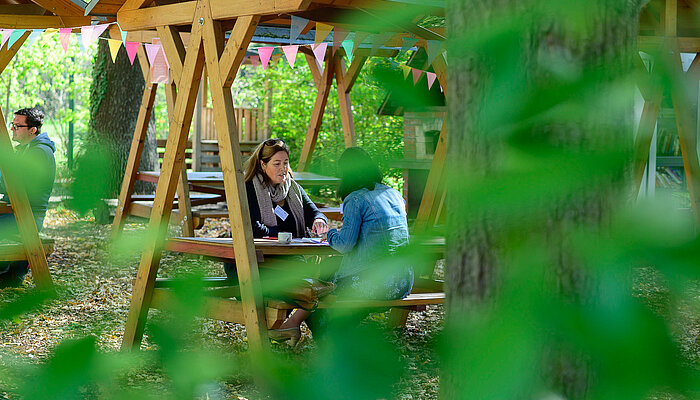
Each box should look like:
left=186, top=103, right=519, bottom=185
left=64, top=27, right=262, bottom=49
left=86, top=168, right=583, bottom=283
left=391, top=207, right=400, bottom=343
left=0, top=201, right=11, bottom=214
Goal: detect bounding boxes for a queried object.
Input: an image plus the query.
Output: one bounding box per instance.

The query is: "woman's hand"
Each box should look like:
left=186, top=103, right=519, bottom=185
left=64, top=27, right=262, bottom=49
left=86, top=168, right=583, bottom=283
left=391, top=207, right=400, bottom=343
left=312, top=218, right=329, bottom=235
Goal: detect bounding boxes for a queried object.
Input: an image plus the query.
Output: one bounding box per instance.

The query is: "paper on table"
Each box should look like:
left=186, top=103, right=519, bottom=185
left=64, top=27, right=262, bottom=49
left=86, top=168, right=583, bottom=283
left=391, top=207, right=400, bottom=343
left=292, top=238, right=324, bottom=244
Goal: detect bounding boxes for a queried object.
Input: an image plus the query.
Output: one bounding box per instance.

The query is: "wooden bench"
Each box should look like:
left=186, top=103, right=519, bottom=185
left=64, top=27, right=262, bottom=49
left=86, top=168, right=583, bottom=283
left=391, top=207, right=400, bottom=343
left=0, top=238, right=55, bottom=261
left=156, top=139, right=261, bottom=172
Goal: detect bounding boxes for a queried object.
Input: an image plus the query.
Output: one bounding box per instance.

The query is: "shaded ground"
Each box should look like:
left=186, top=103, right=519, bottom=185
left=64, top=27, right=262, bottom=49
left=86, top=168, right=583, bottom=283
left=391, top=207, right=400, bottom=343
left=0, top=208, right=442, bottom=399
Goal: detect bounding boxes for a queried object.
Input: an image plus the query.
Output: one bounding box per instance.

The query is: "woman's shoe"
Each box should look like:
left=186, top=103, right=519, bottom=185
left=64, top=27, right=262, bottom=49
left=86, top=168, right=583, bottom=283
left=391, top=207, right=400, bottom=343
left=268, top=327, right=302, bottom=346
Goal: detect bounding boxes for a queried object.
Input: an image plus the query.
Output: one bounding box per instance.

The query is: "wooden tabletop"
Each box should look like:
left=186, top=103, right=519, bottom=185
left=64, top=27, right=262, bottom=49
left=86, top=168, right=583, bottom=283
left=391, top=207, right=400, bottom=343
left=0, top=201, right=11, bottom=214
left=164, top=236, right=340, bottom=261
left=137, top=171, right=339, bottom=187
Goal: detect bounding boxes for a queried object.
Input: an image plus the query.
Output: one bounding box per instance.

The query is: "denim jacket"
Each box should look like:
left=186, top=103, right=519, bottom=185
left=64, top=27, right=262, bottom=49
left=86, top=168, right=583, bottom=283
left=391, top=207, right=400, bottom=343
left=327, top=183, right=410, bottom=280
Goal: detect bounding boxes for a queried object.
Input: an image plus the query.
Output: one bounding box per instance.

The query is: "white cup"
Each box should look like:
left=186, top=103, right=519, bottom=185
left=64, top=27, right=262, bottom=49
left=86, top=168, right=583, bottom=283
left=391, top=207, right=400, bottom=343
left=278, top=232, right=292, bottom=244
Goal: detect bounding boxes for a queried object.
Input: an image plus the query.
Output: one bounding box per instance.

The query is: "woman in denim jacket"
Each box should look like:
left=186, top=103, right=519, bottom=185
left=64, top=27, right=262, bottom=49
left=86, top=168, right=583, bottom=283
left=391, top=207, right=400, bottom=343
left=270, top=147, right=413, bottom=344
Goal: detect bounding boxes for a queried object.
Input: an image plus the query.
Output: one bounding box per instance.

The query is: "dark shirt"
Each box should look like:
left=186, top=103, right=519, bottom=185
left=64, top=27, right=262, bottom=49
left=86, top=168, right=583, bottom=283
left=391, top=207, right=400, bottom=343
left=245, top=179, right=327, bottom=238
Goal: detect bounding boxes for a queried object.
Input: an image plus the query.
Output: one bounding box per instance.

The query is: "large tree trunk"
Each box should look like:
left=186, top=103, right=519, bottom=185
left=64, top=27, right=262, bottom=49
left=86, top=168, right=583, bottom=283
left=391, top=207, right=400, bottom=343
left=443, top=1, right=643, bottom=398
left=87, top=37, right=157, bottom=197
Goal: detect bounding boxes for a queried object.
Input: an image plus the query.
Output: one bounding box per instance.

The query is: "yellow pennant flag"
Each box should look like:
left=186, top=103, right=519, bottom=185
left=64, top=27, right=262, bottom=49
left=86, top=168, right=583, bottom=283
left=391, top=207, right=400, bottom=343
left=315, top=22, right=333, bottom=45
left=402, top=65, right=411, bottom=79
left=108, top=38, right=121, bottom=62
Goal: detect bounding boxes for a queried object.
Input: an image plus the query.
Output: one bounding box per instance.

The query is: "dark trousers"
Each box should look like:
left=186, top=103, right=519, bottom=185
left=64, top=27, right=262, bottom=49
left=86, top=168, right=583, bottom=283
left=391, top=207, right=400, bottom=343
left=0, top=213, right=45, bottom=287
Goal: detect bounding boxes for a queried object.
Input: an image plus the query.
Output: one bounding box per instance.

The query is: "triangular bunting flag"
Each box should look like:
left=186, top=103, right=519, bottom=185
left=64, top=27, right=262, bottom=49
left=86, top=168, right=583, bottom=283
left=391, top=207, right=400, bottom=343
left=426, top=71, right=437, bottom=89
left=289, top=15, right=307, bottom=44
left=250, top=55, right=260, bottom=68
left=402, top=65, right=411, bottom=79
left=81, top=26, right=94, bottom=48
left=77, top=34, right=86, bottom=53
left=426, top=40, right=442, bottom=65
left=411, top=68, right=422, bottom=84
left=107, top=39, right=121, bottom=63
left=401, top=37, right=418, bottom=55
left=145, top=43, right=160, bottom=66
left=352, top=31, right=369, bottom=56
left=281, top=45, right=299, bottom=68
left=7, top=29, right=25, bottom=49
left=312, top=42, right=328, bottom=66
left=1, top=29, right=12, bottom=49
left=342, top=39, right=354, bottom=63
left=92, top=24, right=109, bottom=42
left=117, top=22, right=127, bottom=44
left=371, top=32, right=392, bottom=56
left=124, top=41, right=139, bottom=65
left=59, top=28, right=72, bottom=54
left=314, top=22, right=333, bottom=45
left=26, top=29, right=43, bottom=47
left=333, top=27, right=349, bottom=55
left=258, top=46, right=274, bottom=69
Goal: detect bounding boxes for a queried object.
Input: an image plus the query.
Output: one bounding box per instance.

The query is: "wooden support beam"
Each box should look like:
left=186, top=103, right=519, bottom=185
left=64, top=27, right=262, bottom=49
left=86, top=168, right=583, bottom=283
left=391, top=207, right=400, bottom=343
left=635, top=53, right=652, bottom=101
left=201, top=5, right=268, bottom=351
left=633, top=86, right=663, bottom=194
left=157, top=25, right=186, bottom=85
left=414, top=119, right=446, bottom=233
left=669, top=47, right=700, bottom=227
left=0, top=15, right=89, bottom=29
left=219, top=15, right=258, bottom=88
left=121, top=7, right=206, bottom=349
left=119, top=0, right=153, bottom=12
left=334, top=54, right=356, bottom=147
left=297, top=54, right=335, bottom=172
left=665, top=0, right=677, bottom=37
left=303, top=51, right=321, bottom=87
left=0, top=30, right=52, bottom=290
left=343, top=53, right=367, bottom=93
left=117, top=0, right=310, bottom=31
left=111, top=49, right=158, bottom=241
left=28, top=0, right=85, bottom=17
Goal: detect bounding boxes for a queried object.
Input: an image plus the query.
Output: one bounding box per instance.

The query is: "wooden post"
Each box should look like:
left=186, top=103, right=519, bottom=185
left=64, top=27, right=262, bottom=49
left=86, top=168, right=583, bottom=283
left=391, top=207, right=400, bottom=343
left=0, top=30, right=52, bottom=290
left=201, top=9, right=268, bottom=351
left=334, top=53, right=356, bottom=148
left=121, top=9, right=206, bottom=348
left=414, top=52, right=448, bottom=233
left=633, top=85, right=663, bottom=193
left=111, top=44, right=158, bottom=241
left=297, top=53, right=335, bottom=172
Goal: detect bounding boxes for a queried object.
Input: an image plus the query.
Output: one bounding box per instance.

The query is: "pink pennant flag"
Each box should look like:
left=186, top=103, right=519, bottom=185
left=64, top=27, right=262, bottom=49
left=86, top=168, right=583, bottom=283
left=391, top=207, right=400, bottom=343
left=91, top=23, right=110, bottom=41
left=258, top=47, right=274, bottom=69
left=80, top=26, right=93, bottom=48
left=250, top=55, right=260, bottom=68
left=160, top=46, right=169, bottom=69
left=281, top=45, right=299, bottom=68
left=411, top=68, right=422, bottom=85
left=145, top=43, right=160, bottom=66
left=312, top=42, right=328, bottom=66
left=59, top=28, right=72, bottom=54
left=124, top=41, right=139, bottom=65
left=333, top=27, right=349, bottom=55
left=0, top=29, right=12, bottom=49
left=426, top=71, right=437, bottom=89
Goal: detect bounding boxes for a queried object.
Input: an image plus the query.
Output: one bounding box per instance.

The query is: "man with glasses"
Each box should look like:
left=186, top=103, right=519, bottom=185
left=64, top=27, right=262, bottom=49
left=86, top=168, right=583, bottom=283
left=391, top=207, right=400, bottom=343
left=0, top=107, right=56, bottom=288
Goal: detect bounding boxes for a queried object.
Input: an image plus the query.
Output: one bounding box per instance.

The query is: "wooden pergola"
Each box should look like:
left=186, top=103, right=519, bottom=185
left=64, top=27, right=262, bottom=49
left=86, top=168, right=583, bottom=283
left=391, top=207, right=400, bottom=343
left=95, top=0, right=448, bottom=352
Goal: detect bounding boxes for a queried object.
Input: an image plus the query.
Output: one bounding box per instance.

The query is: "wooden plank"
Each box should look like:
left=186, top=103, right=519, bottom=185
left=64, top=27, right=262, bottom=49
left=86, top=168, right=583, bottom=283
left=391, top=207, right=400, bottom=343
left=111, top=78, right=158, bottom=240
left=0, top=4, right=45, bottom=15
left=636, top=53, right=651, bottom=101
left=0, top=31, right=30, bottom=73
left=201, top=6, right=269, bottom=352
left=0, top=240, right=54, bottom=262
left=0, top=15, right=89, bottom=29
left=151, top=288, right=246, bottom=323
left=665, top=0, right=677, bottom=37
left=414, top=119, right=447, bottom=233
left=297, top=54, right=335, bottom=172
left=164, top=237, right=338, bottom=257
left=432, top=51, right=448, bottom=96
left=633, top=86, right=663, bottom=194
left=344, top=54, right=367, bottom=93
left=121, top=6, right=206, bottom=349
left=28, top=0, right=85, bottom=17
left=219, top=15, right=259, bottom=88
left=119, top=0, right=153, bottom=12
left=157, top=25, right=186, bottom=86
left=117, top=0, right=309, bottom=31
left=302, top=50, right=321, bottom=87
left=333, top=53, right=356, bottom=147
left=0, top=110, right=52, bottom=291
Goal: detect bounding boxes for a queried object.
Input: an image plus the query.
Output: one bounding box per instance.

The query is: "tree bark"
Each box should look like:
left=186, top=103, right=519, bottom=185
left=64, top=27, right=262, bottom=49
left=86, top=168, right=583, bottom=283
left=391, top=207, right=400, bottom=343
left=443, top=1, right=643, bottom=398
left=87, top=37, right=157, bottom=197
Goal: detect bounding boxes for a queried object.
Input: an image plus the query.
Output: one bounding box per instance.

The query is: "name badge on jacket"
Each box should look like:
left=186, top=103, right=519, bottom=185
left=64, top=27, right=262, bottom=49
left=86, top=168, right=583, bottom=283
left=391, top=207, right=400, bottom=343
left=274, top=205, right=289, bottom=221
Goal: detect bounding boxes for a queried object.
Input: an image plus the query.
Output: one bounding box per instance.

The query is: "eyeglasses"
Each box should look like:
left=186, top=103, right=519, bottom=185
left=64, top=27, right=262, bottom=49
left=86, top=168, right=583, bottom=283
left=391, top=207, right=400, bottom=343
left=264, top=138, right=284, bottom=146
left=9, top=122, right=31, bottom=129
